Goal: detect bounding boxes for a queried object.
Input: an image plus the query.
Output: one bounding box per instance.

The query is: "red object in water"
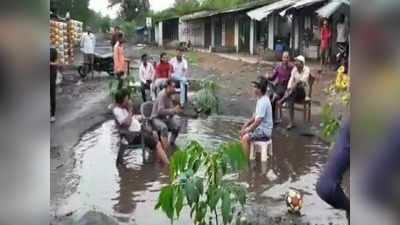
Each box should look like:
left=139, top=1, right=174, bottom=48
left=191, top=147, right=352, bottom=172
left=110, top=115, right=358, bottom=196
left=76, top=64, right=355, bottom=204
left=292, top=197, right=300, bottom=206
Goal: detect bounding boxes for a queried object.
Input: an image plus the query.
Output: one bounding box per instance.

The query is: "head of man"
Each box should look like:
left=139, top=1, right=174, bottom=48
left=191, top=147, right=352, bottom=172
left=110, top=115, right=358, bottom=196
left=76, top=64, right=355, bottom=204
left=160, top=52, right=168, bottom=63
left=176, top=47, right=184, bottom=61
left=165, top=80, right=176, bottom=96
left=322, top=18, right=329, bottom=27
left=252, top=78, right=267, bottom=98
left=115, top=89, right=129, bottom=106
left=282, top=51, right=290, bottom=65
left=295, top=55, right=305, bottom=71
left=87, top=26, right=92, bottom=34
left=141, top=54, right=148, bottom=64
left=117, top=33, right=124, bottom=44
left=339, top=14, right=345, bottom=24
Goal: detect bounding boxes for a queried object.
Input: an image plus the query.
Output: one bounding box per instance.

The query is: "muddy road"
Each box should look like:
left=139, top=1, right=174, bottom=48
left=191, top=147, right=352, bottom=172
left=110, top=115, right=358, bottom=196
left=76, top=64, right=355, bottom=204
left=51, top=39, right=347, bottom=225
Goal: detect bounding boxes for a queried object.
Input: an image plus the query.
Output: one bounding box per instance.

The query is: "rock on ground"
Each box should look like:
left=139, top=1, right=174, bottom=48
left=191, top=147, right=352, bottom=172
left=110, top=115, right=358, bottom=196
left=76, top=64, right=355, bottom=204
left=77, top=211, right=118, bottom=225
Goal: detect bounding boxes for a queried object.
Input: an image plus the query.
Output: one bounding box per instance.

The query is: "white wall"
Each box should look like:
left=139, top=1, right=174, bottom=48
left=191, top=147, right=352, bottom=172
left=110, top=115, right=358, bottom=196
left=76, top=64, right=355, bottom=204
left=158, top=22, right=163, bottom=47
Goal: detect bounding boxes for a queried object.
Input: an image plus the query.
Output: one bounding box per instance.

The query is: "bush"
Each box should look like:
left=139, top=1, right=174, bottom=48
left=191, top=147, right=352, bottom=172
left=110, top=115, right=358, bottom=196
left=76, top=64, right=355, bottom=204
left=155, top=141, right=248, bottom=225
left=192, top=79, right=220, bottom=114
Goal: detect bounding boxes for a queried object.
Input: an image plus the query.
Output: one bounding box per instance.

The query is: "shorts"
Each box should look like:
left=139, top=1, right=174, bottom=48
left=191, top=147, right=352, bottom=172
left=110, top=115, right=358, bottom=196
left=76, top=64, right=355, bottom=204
left=84, top=54, right=94, bottom=65
left=249, top=128, right=270, bottom=142
left=151, top=116, right=180, bottom=138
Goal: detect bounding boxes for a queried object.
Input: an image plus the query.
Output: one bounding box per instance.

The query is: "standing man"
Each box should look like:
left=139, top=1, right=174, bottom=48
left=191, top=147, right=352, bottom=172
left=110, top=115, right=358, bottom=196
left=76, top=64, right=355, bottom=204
left=170, top=47, right=188, bottom=106
left=139, top=54, right=155, bottom=102
left=278, top=55, right=311, bottom=130
left=151, top=80, right=183, bottom=154
left=111, top=26, right=121, bottom=50
left=50, top=45, right=58, bottom=123
left=320, top=18, right=332, bottom=73
left=336, top=15, right=349, bottom=64
left=265, top=51, right=293, bottom=123
left=114, top=33, right=126, bottom=89
left=240, top=78, right=273, bottom=158
left=80, top=26, right=96, bottom=78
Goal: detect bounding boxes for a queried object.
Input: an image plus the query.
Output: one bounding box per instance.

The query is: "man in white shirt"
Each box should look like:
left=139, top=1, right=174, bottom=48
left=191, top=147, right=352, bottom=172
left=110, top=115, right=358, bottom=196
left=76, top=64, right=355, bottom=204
left=80, top=26, right=96, bottom=78
left=170, top=48, right=188, bottom=105
left=278, top=55, right=311, bottom=129
left=139, top=54, right=155, bottom=102
left=336, top=15, right=349, bottom=63
left=113, top=90, right=169, bottom=165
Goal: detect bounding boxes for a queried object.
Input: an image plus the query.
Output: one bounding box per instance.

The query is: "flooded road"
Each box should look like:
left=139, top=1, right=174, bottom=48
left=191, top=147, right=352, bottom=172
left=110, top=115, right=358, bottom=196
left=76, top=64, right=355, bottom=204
left=54, top=116, right=346, bottom=225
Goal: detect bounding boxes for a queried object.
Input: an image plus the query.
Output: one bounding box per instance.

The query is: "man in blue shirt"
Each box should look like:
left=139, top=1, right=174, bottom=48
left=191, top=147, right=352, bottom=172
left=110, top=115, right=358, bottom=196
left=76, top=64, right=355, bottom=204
left=240, top=78, right=273, bottom=158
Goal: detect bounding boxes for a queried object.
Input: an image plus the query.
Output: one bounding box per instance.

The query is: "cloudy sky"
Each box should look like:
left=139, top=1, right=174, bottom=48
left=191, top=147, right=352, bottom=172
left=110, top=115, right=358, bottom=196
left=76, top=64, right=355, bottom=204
left=89, top=0, right=175, bottom=18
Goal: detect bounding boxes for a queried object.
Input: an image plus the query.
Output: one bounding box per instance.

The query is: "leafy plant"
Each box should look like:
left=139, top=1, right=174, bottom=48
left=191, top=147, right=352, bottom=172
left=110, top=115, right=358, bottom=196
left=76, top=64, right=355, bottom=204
left=109, top=75, right=140, bottom=101
left=192, top=79, right=220, bottom=114
left=155, top=141, right=248, bottom=225
left=321, top=105, right=341, bottom=141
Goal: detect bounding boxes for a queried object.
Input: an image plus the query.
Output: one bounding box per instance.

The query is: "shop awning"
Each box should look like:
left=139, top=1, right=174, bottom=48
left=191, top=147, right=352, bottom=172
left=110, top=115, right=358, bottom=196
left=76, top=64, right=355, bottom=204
left=315, top=0, right=349, bottom=18
left=280, top=0, right=327, bottom=16
left=247, top=0, right=298, bottom=21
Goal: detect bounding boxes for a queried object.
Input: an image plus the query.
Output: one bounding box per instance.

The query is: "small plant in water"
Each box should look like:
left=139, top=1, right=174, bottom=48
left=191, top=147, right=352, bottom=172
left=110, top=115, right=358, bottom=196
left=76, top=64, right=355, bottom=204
left=109, top=75, right=140, bottom=100
left=321, top=105, right=341, bottom=141
left=192, top=79, right=220, bottom=114
left=155, top=141, right=248, bottom=225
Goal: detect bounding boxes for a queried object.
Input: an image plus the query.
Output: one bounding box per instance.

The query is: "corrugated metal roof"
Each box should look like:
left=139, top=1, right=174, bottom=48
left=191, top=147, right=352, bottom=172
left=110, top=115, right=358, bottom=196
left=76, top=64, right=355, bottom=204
left=180, top=11, right=214, bottom=21
left=315, top=0, right=349, bottom=18
left=180, top=0, right=278, bottom=21
left=247, top=0, right=298, bottom=21
left=280, top=0, right=327, bottom=15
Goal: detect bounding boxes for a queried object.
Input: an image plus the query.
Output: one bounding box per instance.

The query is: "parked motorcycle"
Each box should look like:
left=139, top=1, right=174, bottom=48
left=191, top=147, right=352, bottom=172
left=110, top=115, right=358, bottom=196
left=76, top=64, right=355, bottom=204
left=336, top=42, right=348, bottom=68
left=78, top=52, right=114, bottom=78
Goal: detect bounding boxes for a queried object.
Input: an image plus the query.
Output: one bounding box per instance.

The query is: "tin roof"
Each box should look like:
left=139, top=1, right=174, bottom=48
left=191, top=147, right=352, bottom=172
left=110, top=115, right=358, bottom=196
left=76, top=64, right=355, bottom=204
left=180, top=0, right=278, bottom=21
left=315, top=0, right=349, bottom=18
left=280, top=0, right=327, bottom=15
left=247, top=0, right=298, bottom=21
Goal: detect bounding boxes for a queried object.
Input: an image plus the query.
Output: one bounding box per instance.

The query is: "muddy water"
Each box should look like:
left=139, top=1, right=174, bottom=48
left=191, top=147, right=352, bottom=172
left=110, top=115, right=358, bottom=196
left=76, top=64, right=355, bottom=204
left=56, top=116, right=346, bottom=225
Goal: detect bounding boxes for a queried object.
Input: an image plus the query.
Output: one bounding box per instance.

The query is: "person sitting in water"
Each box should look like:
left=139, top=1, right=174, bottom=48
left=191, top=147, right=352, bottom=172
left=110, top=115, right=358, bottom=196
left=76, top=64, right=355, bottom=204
left=265, top=51, right=293, bottom=124
left=278, top=55, right=311, bottom=130
left=112, top=89, right=169, bottom=165
left=151, top=80, right=183, bottom=155
left=240, top=78, right=273, bottom=158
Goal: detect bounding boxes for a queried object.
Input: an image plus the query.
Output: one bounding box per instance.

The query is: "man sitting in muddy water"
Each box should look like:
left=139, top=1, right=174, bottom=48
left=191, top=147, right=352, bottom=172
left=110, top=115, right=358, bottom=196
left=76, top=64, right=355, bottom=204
left=240, top=78, right=273, bottom=158
left=265, top=51, right=293, bottom=124
left=151, top=80, right=183, bottom=154
left=113, top=90, right=169, bottom=165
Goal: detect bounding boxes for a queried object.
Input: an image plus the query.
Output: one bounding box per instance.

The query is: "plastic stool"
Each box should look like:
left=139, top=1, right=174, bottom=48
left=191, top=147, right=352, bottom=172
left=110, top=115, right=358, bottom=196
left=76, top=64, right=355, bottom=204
left=249, top=140, right=273, bottom=162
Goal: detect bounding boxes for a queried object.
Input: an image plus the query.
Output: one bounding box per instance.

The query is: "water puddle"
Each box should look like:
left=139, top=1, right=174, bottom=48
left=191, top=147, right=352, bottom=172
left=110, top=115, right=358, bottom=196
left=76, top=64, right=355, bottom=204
left=55, top=116, right=346, bottom=225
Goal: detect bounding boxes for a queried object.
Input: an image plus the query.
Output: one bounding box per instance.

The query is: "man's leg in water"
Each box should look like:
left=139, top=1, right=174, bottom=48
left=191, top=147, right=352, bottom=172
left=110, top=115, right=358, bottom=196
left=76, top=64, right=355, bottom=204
left=316, top=119, right=350, bottom=218
left=151, top=118, right=171, bottom=155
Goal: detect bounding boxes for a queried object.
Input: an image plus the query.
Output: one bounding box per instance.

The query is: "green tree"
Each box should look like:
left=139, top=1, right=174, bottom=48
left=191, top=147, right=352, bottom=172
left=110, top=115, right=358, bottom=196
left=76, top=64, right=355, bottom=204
left=100, top=16, right=112, bottom=33
left=108, top=0, right=150, bottom=21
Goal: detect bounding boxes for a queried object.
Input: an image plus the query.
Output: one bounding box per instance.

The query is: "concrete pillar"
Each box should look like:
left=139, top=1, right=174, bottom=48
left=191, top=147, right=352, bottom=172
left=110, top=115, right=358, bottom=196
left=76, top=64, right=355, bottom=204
left=158, top=21, right=163, bottom=47
left=250, top=19, right=255, bottom=55
left=294, top=17, right=299, bottom=50
left=222, top=19, right=226, bottom=47
left=211, top=19, right=215, bottom=47
left=268, top=15, right=274, bottom=50
left=234, top=17, right=239, bottom=53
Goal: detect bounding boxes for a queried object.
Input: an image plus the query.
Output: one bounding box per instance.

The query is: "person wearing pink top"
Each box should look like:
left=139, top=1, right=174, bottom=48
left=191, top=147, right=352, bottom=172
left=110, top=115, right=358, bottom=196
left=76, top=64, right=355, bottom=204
left=320, top=18, right=332, bottom=73
left=114, top=33, right=126, bottom=88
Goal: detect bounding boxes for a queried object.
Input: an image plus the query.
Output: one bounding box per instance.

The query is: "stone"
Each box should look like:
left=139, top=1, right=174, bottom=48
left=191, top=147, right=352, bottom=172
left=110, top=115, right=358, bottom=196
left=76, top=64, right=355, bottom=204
left=77, top=211, right=118, bottom=225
